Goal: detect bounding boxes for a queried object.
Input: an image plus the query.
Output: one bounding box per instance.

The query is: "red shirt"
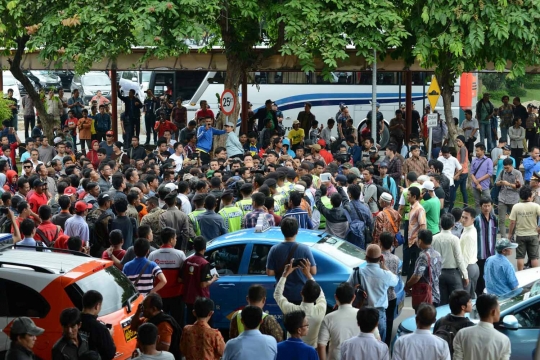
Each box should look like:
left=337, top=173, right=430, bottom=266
left=54, top=234, right=70, bottom=250
left=154, top=120, right=178, bottom=138
left=35, top=221, right=63, bottom=244
left=65, top=117, right=79, bottom=138
left=102, top=249, right=126, bottom=268
left=195, top=109, right=215, bottom=121
left=320, top=149, right=334, bottom=165
left=28, top=192, right=48, bottom=214
left=182, top=253, right=211, bottom=304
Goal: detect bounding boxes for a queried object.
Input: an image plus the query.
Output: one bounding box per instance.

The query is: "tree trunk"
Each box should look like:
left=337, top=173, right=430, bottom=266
left=439, top=71, right=458, bottom=151
left=8, top=36, right=57, bottom=140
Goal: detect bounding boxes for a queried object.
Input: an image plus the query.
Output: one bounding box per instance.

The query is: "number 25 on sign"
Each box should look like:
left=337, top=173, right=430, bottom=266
left=220, top=90, right=237, bottom=116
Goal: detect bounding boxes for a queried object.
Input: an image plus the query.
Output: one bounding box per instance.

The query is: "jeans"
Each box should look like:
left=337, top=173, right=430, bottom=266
left=487, top=130, right=497, bottom=152
left=24, top=115, right=35, bottom=139
left=439, top=269, right=464, bottom=306
left=498, top=202, right=515, bottom=236
left=123, top=123, right=134, bottom=145
left=134, top=116, right=141, bottom=138
left=405, top=243, right=421, bottom=282
left=466, top=263, right=479, bottom=299
left=526, top=129, right=537, bottom=151
left=479, top=122, right=491, bottom=149
left=511, top=148, right=523, bottom=170
left=377, top=308, right=387, bottom=344
left=452, top=173, right=469, bottom=209
left=145, top=113, right=157, bottom=144
left=472, top=187, right=491, bottom=214
left=476, top=259, right=487, bottom=296
left=384, top=298, right=397, bottom=347
left=500, top=126, right=509, bottom=144
left=11, top=113, right=18, bottom=131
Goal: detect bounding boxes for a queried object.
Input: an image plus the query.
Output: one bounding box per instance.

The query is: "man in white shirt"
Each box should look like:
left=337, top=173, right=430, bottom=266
left=393, top=303, right=450, bottom=360
left=453, top=294, right=511, bottom=360
left=432, top=213, right=469, bottom=306
left=317, top=283, right=359, bottom=360
left=438, top=146, right=462, bottom=211
left=274, top=259, right=326, bottom=347
left=340, top=307, right=389, bottom=360
left=460, top=207, right=480, bottom=299
left=176, top=181, right=192, bottom=215
left=346, top=244, right=398, bottom=342
left=168, top=142, right=185, bottom=174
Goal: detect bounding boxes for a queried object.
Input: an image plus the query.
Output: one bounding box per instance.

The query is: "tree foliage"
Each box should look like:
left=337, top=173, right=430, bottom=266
left=0, top=95, right=13, bottom=123
left=395, top=0, right=540, bottom=146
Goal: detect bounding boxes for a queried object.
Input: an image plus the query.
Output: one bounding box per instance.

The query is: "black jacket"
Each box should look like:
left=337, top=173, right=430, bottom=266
left=5, top=343, right=36, bottom=360
left=127, top=145, right=147, bottom=161
left=52, top=335, right=89, bottom=360
left=80, top=313, right=116, bottom=360
left=147, top=312, right=182, bottom=359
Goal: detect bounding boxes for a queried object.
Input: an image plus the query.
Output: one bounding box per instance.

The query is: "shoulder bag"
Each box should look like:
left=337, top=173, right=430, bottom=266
left=133, top=260, right=151, bottom=287
left=384, top=209, right=404, bottom=246
left=411, top=251, right=432, bottom=310
left=352, top=266, right=368, bottom=308
left=274, top=243, right=299, bottom=282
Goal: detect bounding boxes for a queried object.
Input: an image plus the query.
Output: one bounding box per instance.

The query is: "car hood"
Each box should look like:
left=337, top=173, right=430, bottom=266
left=34, top=74, right=60, bottom=82
left=82, top=84, right=111, bottom=91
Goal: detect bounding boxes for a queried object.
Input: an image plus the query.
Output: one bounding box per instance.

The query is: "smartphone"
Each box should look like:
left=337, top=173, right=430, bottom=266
left=292, top=258, right=305, bottom=267
left=320, top=173, right=331, bottom=182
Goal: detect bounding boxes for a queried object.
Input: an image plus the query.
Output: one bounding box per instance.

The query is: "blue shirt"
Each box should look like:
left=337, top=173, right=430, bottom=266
left=381, top=175, right=398, bottom=202
left=283, top=207, right=313, bottom=229
left=484, top=253, right=518, bottom=296
left=276, top=338, right=318, bottom=360
left=17, top=237, right=49, bottom=251
left=223, top=329, right=277, bottom=360
left=470, top=155, right=493, bottom=189
left=266, top=242, right=316, bottom=303
left=196, top=126, right=226, bottom=153
left=522, top=156, right=540, bottom=181
left=348, top=145, right=362, bottom=164
left=354, top=263, right=398, bottom=309
left=64, top=214, right=90, bottom=244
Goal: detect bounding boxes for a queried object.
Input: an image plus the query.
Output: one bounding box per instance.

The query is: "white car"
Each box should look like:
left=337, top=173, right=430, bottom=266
left=2, top=71, right=21, bottom=102
left=118, top=70, right=148, bottom=100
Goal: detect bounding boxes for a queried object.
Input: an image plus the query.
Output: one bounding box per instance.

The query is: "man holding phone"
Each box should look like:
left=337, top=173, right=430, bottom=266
left=196, top=117, right=226, bottom=165
left=266, top=218, right=317, bottom=305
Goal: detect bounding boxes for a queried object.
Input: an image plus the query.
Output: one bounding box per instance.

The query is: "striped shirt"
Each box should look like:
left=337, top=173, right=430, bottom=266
left=474, top=213, right=498, bottom=260
left=283, top=207, right=313, bottom=229
left=123, top=257, right=163, bottom=295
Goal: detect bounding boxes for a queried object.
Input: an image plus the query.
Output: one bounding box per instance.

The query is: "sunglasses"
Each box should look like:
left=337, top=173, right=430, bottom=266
left=23, top=166, right=32, bottom=169
left=106, top=135, right=113, bottom=137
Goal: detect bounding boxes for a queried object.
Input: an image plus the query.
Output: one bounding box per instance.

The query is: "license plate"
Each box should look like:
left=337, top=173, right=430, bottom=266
left=121, top=317, right=137, bottom=342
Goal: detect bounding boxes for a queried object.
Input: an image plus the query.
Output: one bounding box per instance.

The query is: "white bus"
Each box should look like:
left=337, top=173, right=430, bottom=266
left=148, top=71, right=477, bottom=143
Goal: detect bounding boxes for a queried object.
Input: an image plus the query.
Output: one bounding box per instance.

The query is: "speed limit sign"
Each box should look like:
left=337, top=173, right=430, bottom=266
left=220, top=89, right=236, bottom=116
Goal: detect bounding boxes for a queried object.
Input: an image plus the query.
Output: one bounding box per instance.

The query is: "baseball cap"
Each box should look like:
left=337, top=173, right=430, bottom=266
left=342, top=163, right=352, bottom=169
left=164, top=183, right=178, bottom=191
left=293, top=184, right=305, bottom=193
left=106, top=130, right=114, bottom=136
left=75, top=201, right=93, bottom=212
left=317, top=139, right=326, bottom=147
left=224, top=122, right=235, bottom=128
left=503, top=145, right=511, bottom=151
left=309, top=144, right=321, bottom=151
left=422, top=180, right=435, bottom=191
left=366, top=244, right=382, bottom=259
left=496, top=238, right=518, bottom=252
left=183, top=173, right=194, bottom=181
left=292, top=120, right=300, bottom=125
left=64, top=186, right=77, bottom=196
left=379, top=162, right=388, bottom=168
left=10, top=317, right=44, bottom=336
left=33, top=179, right=46, bottom=188
left=97, top=193, right=111, bottom=202
left=53, top=137, right=63, bottom=144
left=335, top=175, right=347, bottom=184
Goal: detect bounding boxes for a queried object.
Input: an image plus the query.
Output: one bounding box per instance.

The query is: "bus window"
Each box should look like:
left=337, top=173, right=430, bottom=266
left=152, top=72, right=174, bottom=97
left=174, top=71, right=208, bottom=102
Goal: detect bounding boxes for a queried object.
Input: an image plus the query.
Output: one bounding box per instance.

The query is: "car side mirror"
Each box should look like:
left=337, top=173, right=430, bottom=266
left=501, top=315, right=520, bottom=330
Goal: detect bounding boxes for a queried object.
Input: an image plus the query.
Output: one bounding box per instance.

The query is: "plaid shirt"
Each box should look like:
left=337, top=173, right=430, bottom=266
left=402, top=155, right=430, bottom=177
left=242, top=209, right=275, bottom=229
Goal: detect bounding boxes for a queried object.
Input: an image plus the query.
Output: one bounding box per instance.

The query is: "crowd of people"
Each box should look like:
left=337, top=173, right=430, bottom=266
left=0, top=89, right=536, bottom=360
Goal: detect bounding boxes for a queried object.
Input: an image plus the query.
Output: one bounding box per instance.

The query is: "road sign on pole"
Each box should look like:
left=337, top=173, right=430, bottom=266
left=427, top=75, right=441, bottom=110
left=220, top=89, right=236, bottom=116
left=427, top=114, right=438, bottom=128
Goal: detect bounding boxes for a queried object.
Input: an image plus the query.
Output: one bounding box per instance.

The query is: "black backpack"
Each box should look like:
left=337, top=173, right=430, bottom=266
left=87, top=209, right=112, bottom=254
left=0, top=214, right=12, bottom=234
left=147, top=313, right=182, bottom=359
left=351, top=267, right=368, bottom=309
left=434, top=315, right=472, bottom=356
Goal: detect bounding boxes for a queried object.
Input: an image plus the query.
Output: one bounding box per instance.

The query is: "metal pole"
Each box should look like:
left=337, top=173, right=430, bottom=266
left=111, top=69, right=118, bottom=141
left=371, top=50, right=377, bottom=141
left=241, top=71, right=248, bottom=134
left=428, top=108, right=433, bottom=160
left=405, top=71, right=412, bottom=143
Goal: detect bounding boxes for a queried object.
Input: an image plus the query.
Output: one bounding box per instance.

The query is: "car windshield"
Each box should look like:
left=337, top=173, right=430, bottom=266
left=469, top=280, right=540, bottom=319
left=64, top=266, right=138, bottom=316
left=83, top=76, right=110, bottom=86
left=3, top=75, right=17, bottom=86
left=32, top=70, right=54, bottom=76
left=312, top=234, right=366, bottom=268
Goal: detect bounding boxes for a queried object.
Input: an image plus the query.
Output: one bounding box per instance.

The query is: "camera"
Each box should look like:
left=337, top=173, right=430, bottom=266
left=0, top=207, right=9, bottom=215
left=251, top=167, right=265, bottom=175
left=292, top=258, right=305, bottom=267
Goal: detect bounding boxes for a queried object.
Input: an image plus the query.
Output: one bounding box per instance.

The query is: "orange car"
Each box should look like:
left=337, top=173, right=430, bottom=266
left=0, top=247, right=143, bottom=359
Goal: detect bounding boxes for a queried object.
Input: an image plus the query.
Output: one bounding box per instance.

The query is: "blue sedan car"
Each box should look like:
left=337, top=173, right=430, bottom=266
left=196, top=227, right=405, bottom=329
left=395, top=279, right=540, bottom=359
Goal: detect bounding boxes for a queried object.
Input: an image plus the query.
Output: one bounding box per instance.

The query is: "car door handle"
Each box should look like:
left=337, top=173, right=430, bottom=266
left=219, top=283, right=235, bottom=287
